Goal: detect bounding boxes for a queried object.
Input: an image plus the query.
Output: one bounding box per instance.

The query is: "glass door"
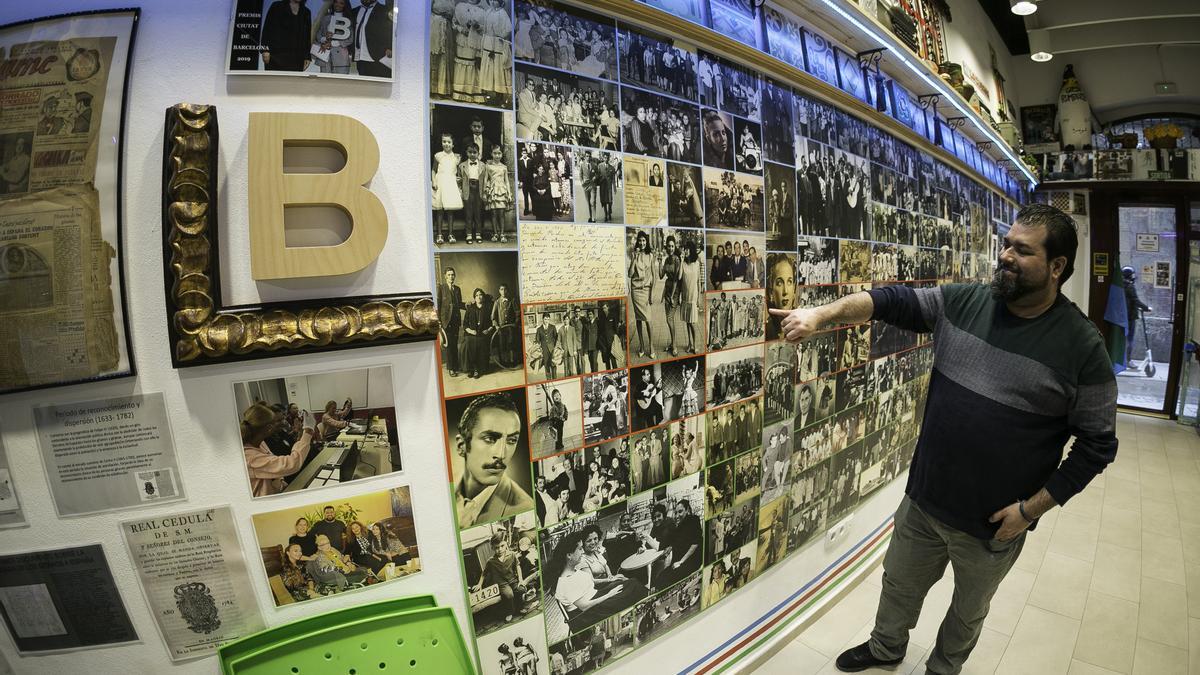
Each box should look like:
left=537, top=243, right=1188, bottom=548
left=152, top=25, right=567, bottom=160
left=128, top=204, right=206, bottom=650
left=1117, top=205, right=1180, bottom=412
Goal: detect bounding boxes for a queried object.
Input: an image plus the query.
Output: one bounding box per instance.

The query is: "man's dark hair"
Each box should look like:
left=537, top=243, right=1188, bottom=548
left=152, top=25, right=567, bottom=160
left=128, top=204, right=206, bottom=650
left=1015, top=204, right=1077, bottom=286
left=457, top=391, right=520, bottom=441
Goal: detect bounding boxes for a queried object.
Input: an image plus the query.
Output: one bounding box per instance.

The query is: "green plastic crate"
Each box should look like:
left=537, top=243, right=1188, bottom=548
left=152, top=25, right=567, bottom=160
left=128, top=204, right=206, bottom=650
left=219, top=595, right=475, bottom=675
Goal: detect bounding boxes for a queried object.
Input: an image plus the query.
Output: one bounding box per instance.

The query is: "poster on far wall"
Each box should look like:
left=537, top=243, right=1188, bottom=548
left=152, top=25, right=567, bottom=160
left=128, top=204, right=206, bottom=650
left=121, top=506, right=265, bottom=662
left=0, top=544, right=138, bottom=655
left=227, top=0, right=395, bottom=81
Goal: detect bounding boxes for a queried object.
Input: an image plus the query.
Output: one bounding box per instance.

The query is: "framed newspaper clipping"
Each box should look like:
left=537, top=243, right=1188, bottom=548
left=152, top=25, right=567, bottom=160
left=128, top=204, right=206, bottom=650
left=0, top=9, right=138, bottom=394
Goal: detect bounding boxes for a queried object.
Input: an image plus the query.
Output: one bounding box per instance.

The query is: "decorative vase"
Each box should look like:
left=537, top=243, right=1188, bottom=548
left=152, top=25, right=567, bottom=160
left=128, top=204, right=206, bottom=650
left=1056, top=64, right=1095, bottom=150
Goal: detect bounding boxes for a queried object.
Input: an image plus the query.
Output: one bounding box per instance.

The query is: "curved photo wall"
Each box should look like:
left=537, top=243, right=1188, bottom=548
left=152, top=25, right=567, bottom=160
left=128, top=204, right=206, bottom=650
left=426, top=1, right=1017, bottom=673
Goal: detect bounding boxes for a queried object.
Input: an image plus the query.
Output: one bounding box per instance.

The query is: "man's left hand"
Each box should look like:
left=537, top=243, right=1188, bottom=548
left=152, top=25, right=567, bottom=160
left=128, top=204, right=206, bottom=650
left=988, top=502, right=1031, bottom=542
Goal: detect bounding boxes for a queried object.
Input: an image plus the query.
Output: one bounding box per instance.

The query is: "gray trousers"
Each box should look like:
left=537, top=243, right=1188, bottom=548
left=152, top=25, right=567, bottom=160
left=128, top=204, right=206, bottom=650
left=868, top=496, right=1025, bottom=675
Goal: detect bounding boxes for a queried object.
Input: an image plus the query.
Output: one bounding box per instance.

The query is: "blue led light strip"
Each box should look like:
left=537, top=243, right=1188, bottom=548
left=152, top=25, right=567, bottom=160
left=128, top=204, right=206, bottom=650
left=818, top=0, right=1038, bottom=188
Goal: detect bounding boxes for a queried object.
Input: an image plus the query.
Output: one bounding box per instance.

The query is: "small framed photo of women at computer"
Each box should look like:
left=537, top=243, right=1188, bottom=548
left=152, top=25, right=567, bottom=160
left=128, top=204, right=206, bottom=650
left=226, top=0, right=396, bottom=81
left=232, top=364, right=403, bottom=499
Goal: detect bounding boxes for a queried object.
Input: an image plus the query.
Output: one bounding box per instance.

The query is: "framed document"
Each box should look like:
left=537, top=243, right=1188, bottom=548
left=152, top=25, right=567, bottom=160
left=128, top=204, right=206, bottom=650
left=0, top=9, right=138, bottom=393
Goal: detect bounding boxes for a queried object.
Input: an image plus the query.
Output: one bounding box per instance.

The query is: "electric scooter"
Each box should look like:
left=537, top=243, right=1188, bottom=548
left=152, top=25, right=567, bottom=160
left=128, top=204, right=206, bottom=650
left=1139, top=309, right=1156, bottom=378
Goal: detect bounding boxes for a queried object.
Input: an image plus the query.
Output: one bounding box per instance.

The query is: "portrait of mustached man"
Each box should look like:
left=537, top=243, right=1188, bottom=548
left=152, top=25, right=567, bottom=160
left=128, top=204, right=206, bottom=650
left=453, top=391, right=534, bottom=528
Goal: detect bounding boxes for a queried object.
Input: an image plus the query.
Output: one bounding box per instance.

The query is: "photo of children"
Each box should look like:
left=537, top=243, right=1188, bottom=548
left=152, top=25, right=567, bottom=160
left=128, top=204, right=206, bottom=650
left=430, top=104, right=516, bottom=248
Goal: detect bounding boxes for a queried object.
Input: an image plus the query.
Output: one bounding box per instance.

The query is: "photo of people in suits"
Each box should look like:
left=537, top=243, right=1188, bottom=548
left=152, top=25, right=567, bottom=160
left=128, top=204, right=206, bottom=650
left=435, top=251, right=523, bottom=397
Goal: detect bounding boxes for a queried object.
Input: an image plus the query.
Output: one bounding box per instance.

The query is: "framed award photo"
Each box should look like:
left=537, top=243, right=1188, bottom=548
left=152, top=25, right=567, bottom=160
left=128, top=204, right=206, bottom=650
left=0, top=9, right=138, bottom=394
left=227, top=0, right=396, bottom=81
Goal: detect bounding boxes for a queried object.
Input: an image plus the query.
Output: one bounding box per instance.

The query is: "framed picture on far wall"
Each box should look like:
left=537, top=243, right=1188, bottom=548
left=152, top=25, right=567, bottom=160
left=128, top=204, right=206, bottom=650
left=1020, top=103, right=1060, bottom=152
left=228, top=0, right=396, bottom=81
left=0, top=9, right=138, bottom=394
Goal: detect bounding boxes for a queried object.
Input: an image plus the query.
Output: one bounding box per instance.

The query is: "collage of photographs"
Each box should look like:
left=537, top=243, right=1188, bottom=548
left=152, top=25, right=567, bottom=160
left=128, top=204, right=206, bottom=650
left=426, top=1, right=1015, bottom=674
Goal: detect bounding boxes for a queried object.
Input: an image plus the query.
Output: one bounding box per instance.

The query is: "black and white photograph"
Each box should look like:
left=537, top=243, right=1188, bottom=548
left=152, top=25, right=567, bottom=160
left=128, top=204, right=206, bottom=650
left=630, top=355, right=706, bottom=431
left=796, top=331, right=837, bottom=384
left=786, top=492, right=827, bottom=553
left=764, top=162, right=796, bottom=251
left=534, top=440, right=630, bottom=525
left=837, top=324, right=871, bottom=370
left=702, top=540, right=756, bottom=609
left=705, top=343, right=763, bottom=408
left=708, top=0, right=761, bottom=48
left=445, top=388, right=535, bottom=530
left=625, top=472, right=705, bottom=593
left=701, top=108, right=735, bottom=170
left=632, top=572, right=702, bottom=647
left=705, top=289, right=765, bottom=352
left=839, top=239, right=871, bottom=283
left=583, top=371, right=629, bottom=445
left=734, top=116, right=763, bottom=174
left=705, top=456, right=735, bottom=516
left=513, top=0, right=617, bottom=80
left=704, top=397, right=763, bottom=467
left=872, top=243, right=899, bottom=282
left=792, top=419, right=832, bottom=475
left=623, top=156, right=667, bottom=227
left=763, top=5, right=805, bottom=72
left=527, top=379, right=585, bottom=459
left=621, top=87, right=701, bottom=163
left=829, top=150, right=871, bottom=240
left=629, top=427, right=671, bottom=494
left=435, top=251, right=523, bottom=397
left=462, top=512, right=541, bottom=637
left=705, top=495, right=758, bottom=565
left=516, top=141, right=575, bottom=223
left=797, top=237, right=838, bottom=286
left=734, top=448, right=763, bottom=505
left=539, top=508, right=648, bottom=643
left=705, top=232, right=766, bottom=295
left=229, top=0, right=395, bottom=80
left=835, top=364, right=874, bottom=414
left=795, top=284, right=839, bottom=312
left=765, top=253, right=797, bottom=341
left=702, top=168, right=764, bottom=232
left=790, top=460, right=829, bottom=514
left=549, top=610, right=636, bottom=674
left=476, top=613, right=550, bottom=675
left=516, top=63, right=619, bottom=149
left=755, top=492, right=790, bottom=573
left=667, top=162, right=705, bottom=228
left=573, top=148, right=623, bottom=224
left=626, top=228, right=707, bottom=363
left=795, top=141, right=835, bottom=236
left=430, top=0, right=513, bottom=106
left=760, top=79, right=795, bottom=165
left=669, top=415, right=706, bottom=478
left=826, top=440, right=865, bottom=522
left=763, top=341, right=796, bottom=424
left=714, top=56, right=761, bottom=120
left=522, top=299, right=627, bottom=384
left=618, top=26, right=699, bottom=100
left=759, top=423, right=792, bottom=505
left=431, top=105, right=517, bottom=248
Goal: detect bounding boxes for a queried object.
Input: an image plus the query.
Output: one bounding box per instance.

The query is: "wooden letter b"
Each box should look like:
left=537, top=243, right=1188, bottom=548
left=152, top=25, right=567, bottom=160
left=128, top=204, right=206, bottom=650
left=248, top=112, right=387, bottom=279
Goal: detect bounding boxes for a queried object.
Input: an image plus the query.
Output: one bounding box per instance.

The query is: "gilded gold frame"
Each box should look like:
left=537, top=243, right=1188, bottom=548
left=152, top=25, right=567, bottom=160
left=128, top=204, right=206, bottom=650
left=161, top=104, right=436, bottom=368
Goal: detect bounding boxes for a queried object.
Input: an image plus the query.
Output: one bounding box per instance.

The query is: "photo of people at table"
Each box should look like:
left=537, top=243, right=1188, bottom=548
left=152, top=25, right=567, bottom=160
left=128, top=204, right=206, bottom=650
left=515, top=62, right=618, bottom=149
left=250, top=486, right=419, bottom=607
left=462, top=511, right=542, bottom=637
left=534, top=440, right=631, bottom=526
left=234, top=366, right=401, bottom=498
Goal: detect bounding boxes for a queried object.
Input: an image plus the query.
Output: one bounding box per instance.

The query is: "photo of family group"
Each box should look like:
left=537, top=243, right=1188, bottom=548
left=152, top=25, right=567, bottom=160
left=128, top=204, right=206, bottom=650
left=251, top=486, right=420, bottom=607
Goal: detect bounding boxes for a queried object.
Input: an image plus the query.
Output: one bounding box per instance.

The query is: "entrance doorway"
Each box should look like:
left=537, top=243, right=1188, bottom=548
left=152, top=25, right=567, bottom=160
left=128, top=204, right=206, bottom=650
left=1116, top=205, right=1177, bottom=410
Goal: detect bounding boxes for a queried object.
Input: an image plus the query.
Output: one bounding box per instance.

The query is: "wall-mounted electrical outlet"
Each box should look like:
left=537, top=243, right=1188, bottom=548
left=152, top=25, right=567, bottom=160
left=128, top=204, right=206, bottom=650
left=826, top=514, right=852, bottom=545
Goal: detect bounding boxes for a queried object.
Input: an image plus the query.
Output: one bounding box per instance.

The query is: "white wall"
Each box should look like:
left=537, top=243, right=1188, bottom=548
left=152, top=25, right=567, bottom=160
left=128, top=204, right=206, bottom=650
left=0, top=2, right=910, bottom=673
left=943, top=0, right=1022, bottom=117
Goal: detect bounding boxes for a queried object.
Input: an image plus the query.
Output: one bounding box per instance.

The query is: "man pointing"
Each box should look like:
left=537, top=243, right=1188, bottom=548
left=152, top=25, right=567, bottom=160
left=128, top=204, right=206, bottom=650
left=771, top=204, right=1117, bottom=674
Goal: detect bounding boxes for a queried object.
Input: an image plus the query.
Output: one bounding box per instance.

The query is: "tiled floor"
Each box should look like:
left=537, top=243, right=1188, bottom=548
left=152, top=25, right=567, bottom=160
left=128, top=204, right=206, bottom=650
left=755, top=413, right=1200, bottom=675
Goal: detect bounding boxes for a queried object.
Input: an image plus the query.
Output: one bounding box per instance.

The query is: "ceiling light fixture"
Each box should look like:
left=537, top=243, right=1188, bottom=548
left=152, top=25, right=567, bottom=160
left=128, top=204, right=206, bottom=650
left=817, top=0, right=1038, bottom=188
left=1010, top=0, right=1038, bottom=16
left=1027, top=29, right=1053, bottom=61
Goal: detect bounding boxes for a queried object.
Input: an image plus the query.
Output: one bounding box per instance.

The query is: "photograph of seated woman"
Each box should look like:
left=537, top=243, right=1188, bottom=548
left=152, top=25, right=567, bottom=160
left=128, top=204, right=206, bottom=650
left=241, top=402, right=315, bottom=497
left=546, top=529, right=647, bottom=634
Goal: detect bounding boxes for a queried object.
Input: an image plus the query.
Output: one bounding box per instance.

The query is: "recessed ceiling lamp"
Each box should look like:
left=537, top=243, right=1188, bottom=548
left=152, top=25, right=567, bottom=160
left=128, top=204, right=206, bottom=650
left=1010, top=0, right=1038, bottom=16
left=1027, top=29, right=1053, bottom=61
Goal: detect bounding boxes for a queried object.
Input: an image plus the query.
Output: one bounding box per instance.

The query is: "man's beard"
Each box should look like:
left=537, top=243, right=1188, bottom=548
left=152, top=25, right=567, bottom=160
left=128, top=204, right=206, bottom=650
left=990, top=264, right=1039, bottom=301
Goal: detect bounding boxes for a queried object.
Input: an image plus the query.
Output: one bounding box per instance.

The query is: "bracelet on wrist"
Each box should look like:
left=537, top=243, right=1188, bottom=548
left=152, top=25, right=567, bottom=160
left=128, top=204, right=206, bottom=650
left=1017, top=500, right=1034, bottom=523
